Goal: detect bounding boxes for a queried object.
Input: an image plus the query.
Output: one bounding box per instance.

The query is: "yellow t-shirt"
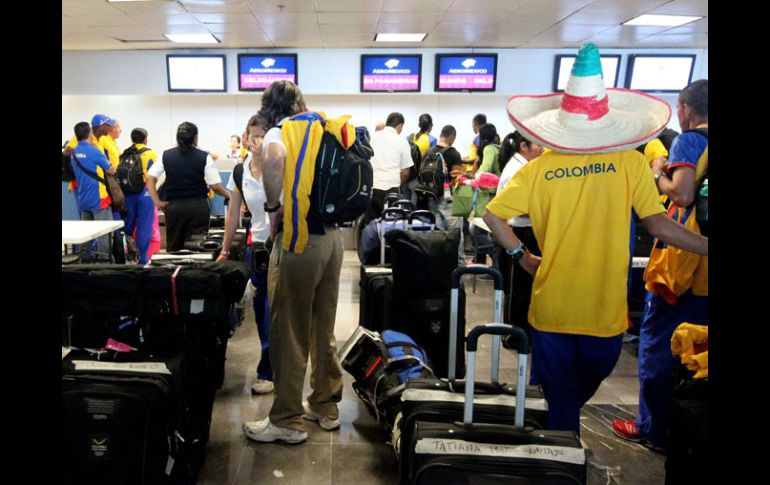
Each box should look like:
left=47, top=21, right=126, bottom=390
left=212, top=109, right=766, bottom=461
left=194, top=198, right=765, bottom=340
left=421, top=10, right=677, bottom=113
left=486, top=150, right=665, bottom=337
left=643, top=138, right=668, bottom=166
left=99, top=135, right=121, bottom=168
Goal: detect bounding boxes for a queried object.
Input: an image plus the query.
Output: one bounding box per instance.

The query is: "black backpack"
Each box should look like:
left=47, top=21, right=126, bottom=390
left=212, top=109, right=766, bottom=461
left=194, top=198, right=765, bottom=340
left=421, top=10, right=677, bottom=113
left=310, top=124, right=374, bottom=224
left=686, top=127, right=708, bottom=237
left=62, top=141, right=75, bottom=182
left=116, top=146, right=150, bottom=194
left=417, top=145, right=448, bottom=199
left=636, top=127, right=680, bottom=155
left=407, top=133, right=423, bottom=181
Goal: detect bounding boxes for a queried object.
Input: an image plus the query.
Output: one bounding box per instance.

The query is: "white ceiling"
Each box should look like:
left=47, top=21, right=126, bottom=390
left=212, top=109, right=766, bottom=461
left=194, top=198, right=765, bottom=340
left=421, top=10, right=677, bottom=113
left=62, top=0, right=708, bottom=51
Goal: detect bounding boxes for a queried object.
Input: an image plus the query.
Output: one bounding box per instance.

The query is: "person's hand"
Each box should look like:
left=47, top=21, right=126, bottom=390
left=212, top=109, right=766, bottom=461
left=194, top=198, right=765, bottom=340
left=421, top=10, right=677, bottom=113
left=215, top=253, right=228, bottom=263
left=519, top=251, right=541, bottom=276
left=250, top=136, right=264, bottom=160
left=268, top=205, right=283, bottom=241
left=155, top=199, right=169, bottom=210
left=652, top=156, right=669, bottom=174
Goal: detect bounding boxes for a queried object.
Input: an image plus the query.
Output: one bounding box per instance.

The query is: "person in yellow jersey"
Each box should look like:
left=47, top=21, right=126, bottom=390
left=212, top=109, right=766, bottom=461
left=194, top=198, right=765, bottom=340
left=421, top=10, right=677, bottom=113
left=99, top=118, right=121, bottom=169
left=482, top=43, right=708, bottom=434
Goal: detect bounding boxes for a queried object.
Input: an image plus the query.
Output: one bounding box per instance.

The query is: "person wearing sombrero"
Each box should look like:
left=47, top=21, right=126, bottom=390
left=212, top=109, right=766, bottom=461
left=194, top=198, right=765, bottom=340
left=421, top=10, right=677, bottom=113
left=482, top=43, right=708, bottom=435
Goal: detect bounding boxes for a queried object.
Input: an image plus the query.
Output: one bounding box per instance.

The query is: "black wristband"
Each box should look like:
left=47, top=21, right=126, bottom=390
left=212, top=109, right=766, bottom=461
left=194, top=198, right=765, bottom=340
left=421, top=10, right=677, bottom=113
left=264, top=201, right=281, bottom=213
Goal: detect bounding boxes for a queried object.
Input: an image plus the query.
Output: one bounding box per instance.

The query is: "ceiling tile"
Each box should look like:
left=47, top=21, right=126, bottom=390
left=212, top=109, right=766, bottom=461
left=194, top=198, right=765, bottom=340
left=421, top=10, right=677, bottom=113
left=75, top=13, right=138, bottom=28
left=195, top=12, right=259, bottom=23
left=207, top=22, right=263, bottom=34
left=215, top=31, right=274, bottom=45
left=316, top=12, right=381, bottom=24
left=112, top=1, right=189, bottom=16
left=256, top=12, right=318, bottom=24
left=381, top=0, right=453, bottom=12
left=377, top=21, right=438, bottom=32
left=320, top=23, right=375, bottom=34
left=245, top=0, right=316, bottom=13
left=314, top=0, right=384, bottom=12
left=636, top=32, right=709, bottom=47
left=92, top=26, right=169, bottom=42
left=649, top=0, right=709, bottom=17
left=447, top=0, right=529, bottom=15
left=320, top=33, right=376, bottom=47
left=659, top=16, right=708, bottom=34
left=62, top=0, right=125, bottom=16
left=181, top=2, right=252, bottom=13
left=379, top=11, right=442, bottom=24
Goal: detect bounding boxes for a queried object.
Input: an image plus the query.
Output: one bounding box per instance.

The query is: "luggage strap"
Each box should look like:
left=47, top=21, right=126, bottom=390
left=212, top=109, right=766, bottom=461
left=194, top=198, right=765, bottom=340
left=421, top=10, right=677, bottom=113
left=171, top=265, right=181, bottom=315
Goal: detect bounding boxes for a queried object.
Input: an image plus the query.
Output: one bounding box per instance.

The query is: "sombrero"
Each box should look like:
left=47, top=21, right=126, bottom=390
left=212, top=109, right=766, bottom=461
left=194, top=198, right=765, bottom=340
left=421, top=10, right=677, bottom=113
left=506, top=43, right=671, bottom=154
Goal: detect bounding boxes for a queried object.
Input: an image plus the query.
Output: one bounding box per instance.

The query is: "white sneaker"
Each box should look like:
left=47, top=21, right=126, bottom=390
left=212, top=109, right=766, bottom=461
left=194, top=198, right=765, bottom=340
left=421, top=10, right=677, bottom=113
left=243, top=418, right=307, bottom=444
left=251, top=380, right=274, bottom=394
left=302, top=401, right=340, bottom=431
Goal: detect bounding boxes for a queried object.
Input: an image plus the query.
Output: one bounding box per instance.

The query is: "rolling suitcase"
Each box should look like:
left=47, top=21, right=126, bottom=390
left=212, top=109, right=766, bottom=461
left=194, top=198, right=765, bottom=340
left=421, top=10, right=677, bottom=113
left=402, top=324, right=586, bottom=484
left=394, top=267, right=548, bottom=483
left=61, top=350, right=197, bottom=484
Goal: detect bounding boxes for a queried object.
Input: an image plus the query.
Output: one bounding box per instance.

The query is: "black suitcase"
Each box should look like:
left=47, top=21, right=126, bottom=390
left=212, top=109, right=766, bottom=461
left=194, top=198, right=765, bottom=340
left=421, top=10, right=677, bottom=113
left=359, top=265, right=393, bottom=332
left=665, top=365, right=708, bottom=485
left=61, top=350, right=198, bottom=484
left=402, top=324, right=586, bottom=485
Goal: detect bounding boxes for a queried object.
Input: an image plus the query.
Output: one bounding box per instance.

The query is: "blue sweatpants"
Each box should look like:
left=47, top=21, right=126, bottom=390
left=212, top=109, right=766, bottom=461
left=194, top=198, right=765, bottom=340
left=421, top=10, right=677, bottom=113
left=636, top=290, right=707, bottom=447
left=530, top=328, right=623, bottom=434
left=124, top=191, right=156, bottom=264
left=246, top=245, right=272, bottom=381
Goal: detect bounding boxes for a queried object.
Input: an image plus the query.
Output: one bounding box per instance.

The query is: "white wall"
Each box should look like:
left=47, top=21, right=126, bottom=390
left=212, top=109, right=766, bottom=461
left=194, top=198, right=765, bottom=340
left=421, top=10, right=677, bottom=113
left=62, top=47, right=707, bottom=158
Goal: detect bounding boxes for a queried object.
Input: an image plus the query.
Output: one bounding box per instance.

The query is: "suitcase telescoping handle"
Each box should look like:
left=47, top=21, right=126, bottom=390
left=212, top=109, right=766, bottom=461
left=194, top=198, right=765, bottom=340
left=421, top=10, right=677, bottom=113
left=448, top=266, right=504, bottom=381
left=379, top=208, right=408, bottom=265
left=407, top=210, right=436, bottom=229
left=384, top=192, right=401, bottom=208
left=463, top=324, right=530, bottom=427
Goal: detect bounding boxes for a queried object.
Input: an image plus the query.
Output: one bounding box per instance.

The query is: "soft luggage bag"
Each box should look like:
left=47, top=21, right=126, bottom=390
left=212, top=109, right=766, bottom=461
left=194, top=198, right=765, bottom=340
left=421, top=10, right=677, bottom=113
left=358, top=207, right=409, bottom=265
left=61, top=350, right=197, bottom=484
left=338, top=326, right=433, bottom=425
left=403, top=324, right=586, bottom=485
left=385, top=227, right=460, bottom=294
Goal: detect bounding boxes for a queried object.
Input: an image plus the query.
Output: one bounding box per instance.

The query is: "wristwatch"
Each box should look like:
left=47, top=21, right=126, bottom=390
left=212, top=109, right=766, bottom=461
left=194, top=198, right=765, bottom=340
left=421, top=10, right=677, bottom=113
left=654, top=171, right=667, bottom=187
left=506, top=243, right=525, bottom=263
left=264, top=201, right=281, bottom=213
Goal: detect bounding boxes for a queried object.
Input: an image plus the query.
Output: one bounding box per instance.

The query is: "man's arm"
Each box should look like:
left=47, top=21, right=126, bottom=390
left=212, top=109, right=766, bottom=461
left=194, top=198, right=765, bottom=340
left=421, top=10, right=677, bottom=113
left=145, top=175, right=168, bottom=209
left=641, top=212, right=707, bottom=256
left=259, top=141, right=286, bottom=240
left=653, top=158, right=697, bottom=207
left=216, top=188, right=242, bottom=263
left=400, top=167, right=411, bottom=185
left=210, top=183, right=230, bottom=198
left=482, top=210, right=541, bottom=276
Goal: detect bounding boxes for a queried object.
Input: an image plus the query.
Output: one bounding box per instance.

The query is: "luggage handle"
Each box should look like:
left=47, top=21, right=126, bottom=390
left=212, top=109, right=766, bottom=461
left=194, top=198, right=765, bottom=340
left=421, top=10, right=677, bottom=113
left=407, top=210, right=436, bottom=226
left=384, top=193, right=401, bottom=207
left=463, top=324, right=529, bottom=427
left=378, top=209, right=408, bottom=266
left=394, top=199, right=413, bottom=210
left=448, top=266, right=504, bottom=382
left=382, top=354, right=428, bottom=373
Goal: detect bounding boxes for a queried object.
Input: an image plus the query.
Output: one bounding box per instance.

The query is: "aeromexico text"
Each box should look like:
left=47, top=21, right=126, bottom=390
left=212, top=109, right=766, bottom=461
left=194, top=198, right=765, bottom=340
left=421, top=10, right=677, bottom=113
left=545, top=162, right=617, bottom=181
left=448, top=68, right=489, bottom=73
left=372, top=69, right=412, bottom=74
left=248, top=68, right=289, bottom=73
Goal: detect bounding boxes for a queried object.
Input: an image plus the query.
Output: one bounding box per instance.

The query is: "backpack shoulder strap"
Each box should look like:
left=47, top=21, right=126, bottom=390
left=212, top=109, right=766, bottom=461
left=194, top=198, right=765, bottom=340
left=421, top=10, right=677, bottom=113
left=73, top=155, right=105, bottom=185
left=232, top=162, right=244, bottom=194
left=135, top=147, right=150, bottom=156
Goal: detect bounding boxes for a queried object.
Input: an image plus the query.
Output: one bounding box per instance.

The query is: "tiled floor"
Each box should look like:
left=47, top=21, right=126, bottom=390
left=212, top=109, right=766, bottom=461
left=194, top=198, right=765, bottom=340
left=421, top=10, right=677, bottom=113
left=197, top=250, right=664, bottom=484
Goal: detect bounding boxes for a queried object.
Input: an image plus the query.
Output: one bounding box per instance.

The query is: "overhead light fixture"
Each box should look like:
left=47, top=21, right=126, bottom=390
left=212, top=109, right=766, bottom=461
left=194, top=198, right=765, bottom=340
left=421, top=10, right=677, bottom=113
left=623, top=14, right=702, bottom=27
left=375, top=33, right=427, bottom=42
left=165, top=33, right=220, bottom=44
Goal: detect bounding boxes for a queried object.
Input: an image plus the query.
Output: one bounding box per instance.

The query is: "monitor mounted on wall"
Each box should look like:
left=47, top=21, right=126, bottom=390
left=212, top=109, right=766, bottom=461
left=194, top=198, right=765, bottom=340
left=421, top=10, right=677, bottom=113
left=166, top=54, right=226, bottom=93
left=553, top=54, right=621, bottom=92
left=624, top=55, right=696, bottom=93
left=238, top=53, right=298, bottom=92
left=360, top=54, right=422, bottom=92
left=434, top=53, right=498, bottom=92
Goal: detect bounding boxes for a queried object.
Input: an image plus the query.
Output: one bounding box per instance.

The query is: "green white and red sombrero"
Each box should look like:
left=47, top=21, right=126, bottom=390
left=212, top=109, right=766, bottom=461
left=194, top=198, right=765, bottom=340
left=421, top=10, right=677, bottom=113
left=506, top=43, right=671, bottom=154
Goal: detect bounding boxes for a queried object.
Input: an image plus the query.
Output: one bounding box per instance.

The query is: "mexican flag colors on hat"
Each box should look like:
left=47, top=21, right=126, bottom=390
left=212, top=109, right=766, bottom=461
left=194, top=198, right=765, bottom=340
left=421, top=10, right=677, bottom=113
left=506, top=43, right=671, bottom=154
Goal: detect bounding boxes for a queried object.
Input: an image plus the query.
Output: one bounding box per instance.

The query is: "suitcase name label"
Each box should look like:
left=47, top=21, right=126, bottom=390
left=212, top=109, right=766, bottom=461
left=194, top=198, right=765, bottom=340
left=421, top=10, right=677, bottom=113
left=416, top=438, right=585, bottom=465
left=73, top=360, right=172, bottom=375
left=402, top=388, right=548, bottom=411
